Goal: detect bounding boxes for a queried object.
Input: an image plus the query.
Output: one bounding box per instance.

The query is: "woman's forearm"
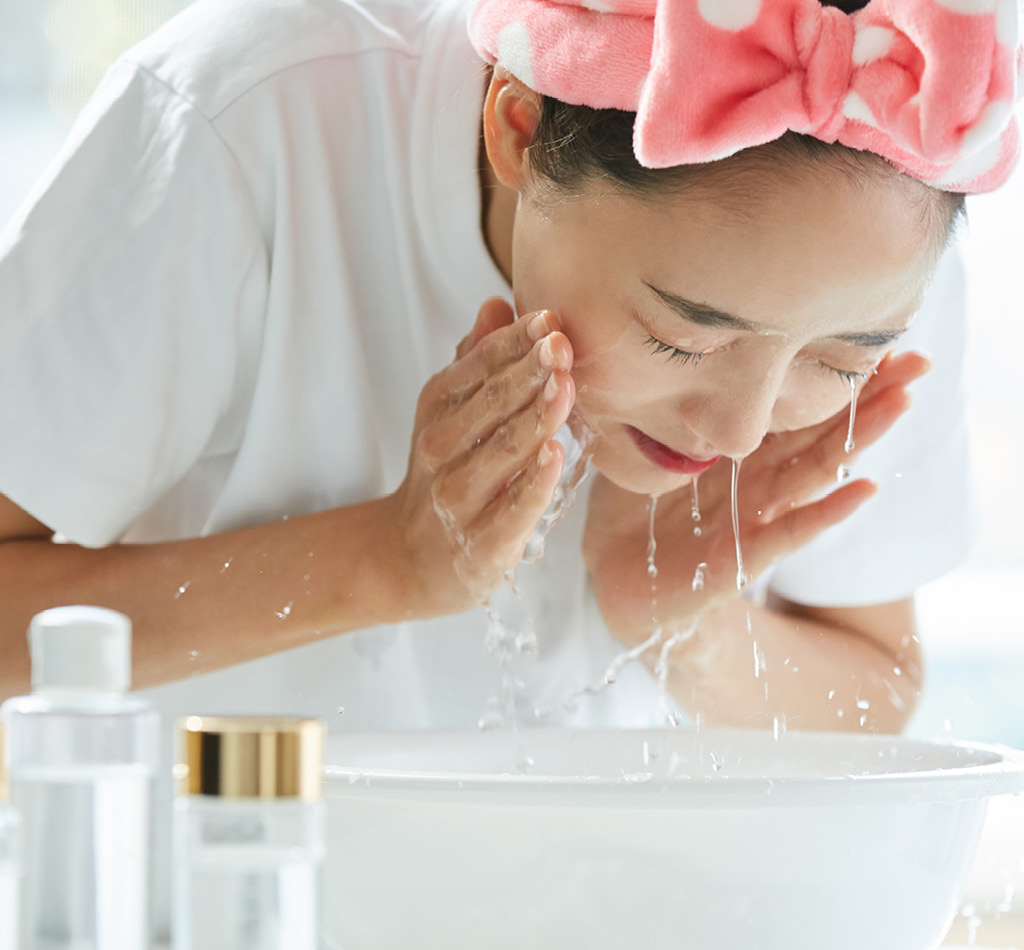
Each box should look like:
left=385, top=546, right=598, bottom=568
left=659, top=596, right=922, bottom=734
left=0, top=495, right=424, bottom=698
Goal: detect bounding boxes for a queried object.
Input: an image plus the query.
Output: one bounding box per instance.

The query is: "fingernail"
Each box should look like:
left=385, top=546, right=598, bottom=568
left=527, top=311, right=551, bottom=342
left=537, top=336, right=556, bottom=371
left=544, top=372, right=560, bottom=403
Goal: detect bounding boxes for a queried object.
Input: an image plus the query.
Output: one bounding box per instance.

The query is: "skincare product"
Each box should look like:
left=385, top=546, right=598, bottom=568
left=0, top=722, right=20, bottom=950
left=173, top=716, right=326, bottom=950
left=1, top=605, right=159, bottom=950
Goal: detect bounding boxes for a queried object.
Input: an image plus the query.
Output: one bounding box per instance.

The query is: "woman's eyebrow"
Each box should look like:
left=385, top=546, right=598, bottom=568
left=829, top=329, right=908, bottom=347
left=646, top=282, right=909, bottom=347
left=646, top=283, right=760, bottom=332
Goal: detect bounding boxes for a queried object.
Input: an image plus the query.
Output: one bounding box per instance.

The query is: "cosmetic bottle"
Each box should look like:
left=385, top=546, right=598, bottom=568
left=173, top=716, right=326, bottom=950
left=1, top=605, right=159, bottom=950
left=0, top=722, right=21, bottom=950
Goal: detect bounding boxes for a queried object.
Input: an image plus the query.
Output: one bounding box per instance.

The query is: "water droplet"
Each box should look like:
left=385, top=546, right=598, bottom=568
left=837, top=464, right=851, bottom=482
left=691, top=562, right=707, bottom=592
left=710, top=752, right=726, bottom=773
left=275, top=601, right=294, bottom=619
left=837, top=708, right=845, bottom=718
left=828, top=689, right=836, bottom=700
left=477, top=710, right=503, bottom=731
left=174, top=581, right=191, bottom=599
left=859, top=714, right=868, bottom=727
left=647, top=562, right=659, bottom=579
left=856, top=699, right=871, bottom=710
left=752, top=641, right=767, bottom=678
left=693, top=526, right=702, bottom=537
left=337, top=706, right=345, bottom=715
left=188, top=650, right=200, bottom=661
left=220, top=559, right=233, bottom=573
left=893, top=666, right=902, bottom=677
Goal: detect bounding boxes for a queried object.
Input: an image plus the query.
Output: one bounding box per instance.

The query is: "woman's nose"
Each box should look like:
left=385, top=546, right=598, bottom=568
left=683, top=360, right=787, bottom=459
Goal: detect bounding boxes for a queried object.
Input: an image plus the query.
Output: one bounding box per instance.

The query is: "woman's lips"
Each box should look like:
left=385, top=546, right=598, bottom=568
left=627, top=426, right=720, bottom=475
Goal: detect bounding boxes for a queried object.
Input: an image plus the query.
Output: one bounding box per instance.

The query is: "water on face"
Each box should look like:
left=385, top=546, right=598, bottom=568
left=690, top=478, right=702, bottom=537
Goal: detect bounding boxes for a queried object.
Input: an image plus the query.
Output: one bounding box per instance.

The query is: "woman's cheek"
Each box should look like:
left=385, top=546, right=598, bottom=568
left=771, top=387, right=850, bottom=433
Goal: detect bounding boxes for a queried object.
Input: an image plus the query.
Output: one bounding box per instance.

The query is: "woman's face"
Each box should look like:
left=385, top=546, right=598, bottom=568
left=509, top=168, right=940, bottom=496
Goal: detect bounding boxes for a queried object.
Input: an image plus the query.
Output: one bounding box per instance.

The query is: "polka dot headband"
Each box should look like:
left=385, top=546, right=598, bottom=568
left=469, top=0, right=1023, bottom=193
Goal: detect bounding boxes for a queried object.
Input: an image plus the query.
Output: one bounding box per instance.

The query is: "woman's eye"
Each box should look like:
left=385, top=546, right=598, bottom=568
left=822, top=363, right=871, bottom=385
left=644, top=335, right=705, bottom=366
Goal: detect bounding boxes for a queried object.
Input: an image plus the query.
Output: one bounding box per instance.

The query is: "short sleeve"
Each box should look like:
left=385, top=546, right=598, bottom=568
left=0, top=60, right=267, bottom=546
left=766, top=249, right=976, bottom=607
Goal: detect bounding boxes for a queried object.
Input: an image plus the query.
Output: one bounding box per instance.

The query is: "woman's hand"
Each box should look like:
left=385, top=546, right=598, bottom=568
left=386, top=298, right=575, bottom=617
left=584, top=352, right=930, bottom=646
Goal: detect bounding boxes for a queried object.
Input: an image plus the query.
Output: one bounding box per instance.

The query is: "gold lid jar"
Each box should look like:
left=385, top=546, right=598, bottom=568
left=174, top=716, right=324, bottom=802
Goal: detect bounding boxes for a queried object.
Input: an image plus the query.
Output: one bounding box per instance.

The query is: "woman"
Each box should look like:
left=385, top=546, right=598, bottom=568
left=0, top=0, right=1016, bottom=734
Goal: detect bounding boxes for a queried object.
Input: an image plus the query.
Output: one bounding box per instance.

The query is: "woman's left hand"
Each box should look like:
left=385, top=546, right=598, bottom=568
left=583, top=352, right=930, bottom=647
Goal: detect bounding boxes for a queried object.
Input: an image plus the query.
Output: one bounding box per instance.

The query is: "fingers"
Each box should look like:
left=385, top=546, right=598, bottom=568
left=422, top=310, right=573, bottom=465
left=461, top=438, right=568, bottom=568
left=750, top=478, right=878, bottom=574
left=757, top=384, right=910, bottom=522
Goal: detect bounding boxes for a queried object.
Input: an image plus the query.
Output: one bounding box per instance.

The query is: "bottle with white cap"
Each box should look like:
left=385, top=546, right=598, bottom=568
left=173, top=715, right=326, bottom=950
left=0, top=605, right=159, bottom=950
left=0, top=722, right=21, bottom=950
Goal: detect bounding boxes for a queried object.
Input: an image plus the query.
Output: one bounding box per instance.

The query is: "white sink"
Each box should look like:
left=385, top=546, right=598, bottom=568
left=322, top=728, right=1024, bottom=950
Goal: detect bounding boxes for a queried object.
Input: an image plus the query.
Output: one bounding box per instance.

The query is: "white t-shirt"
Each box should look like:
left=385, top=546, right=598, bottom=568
left=0, top=0, right=973, bottom=734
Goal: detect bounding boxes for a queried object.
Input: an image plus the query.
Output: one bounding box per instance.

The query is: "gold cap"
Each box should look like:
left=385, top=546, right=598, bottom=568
left=175, top=716, right=324, bottom=801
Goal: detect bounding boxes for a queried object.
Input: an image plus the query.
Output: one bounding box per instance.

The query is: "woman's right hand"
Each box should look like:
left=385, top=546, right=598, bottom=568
left=385, top=297, right=575, bottom=617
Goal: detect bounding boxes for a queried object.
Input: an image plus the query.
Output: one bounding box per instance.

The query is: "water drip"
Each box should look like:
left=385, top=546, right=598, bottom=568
left=730, top=458, right=749, bottom=589
left=691, top=561, right=707, bottom=592
left=646, top=496, right=659, bottom=580
left=845, top=374, right=860, bottom=454
left=690, top=478, right=702, bottom=537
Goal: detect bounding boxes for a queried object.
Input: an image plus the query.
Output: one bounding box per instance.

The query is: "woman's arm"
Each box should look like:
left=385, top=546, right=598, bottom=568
left=0, top=300, right=576, bottom=700
left=657, top=594, right=920, bottom=733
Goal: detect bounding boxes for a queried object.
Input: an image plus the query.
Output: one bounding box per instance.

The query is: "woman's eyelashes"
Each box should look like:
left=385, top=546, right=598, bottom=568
left=643, top=334, right=705, bottom=366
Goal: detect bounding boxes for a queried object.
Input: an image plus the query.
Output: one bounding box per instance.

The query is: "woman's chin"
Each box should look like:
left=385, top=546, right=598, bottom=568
left=588, top=442, right=693, bottom=497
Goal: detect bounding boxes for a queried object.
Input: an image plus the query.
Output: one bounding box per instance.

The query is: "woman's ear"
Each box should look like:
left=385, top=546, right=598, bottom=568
left=482, top=67, right=543, bottom=192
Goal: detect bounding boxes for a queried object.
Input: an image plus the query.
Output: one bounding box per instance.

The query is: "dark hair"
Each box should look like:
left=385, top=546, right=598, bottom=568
left=525, top=0, right=966, bottom=246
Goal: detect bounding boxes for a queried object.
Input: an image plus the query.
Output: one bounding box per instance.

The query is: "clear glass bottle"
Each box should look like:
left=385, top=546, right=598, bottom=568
left=173, top=716, right=326, bottom=950
left=0, top=722, right=21, bottom=950
left=1, top=605, right=159, bottom=950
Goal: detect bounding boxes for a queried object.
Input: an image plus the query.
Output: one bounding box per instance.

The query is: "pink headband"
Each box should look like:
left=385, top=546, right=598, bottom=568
left=469, top=0, right=1023, bottom=193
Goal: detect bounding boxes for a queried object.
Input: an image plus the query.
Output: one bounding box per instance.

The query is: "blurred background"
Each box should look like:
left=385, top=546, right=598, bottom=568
left=0, top=0, right=1022, bottom=945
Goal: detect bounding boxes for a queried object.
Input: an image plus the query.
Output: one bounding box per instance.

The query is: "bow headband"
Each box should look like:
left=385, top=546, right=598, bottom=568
left=469, top=0, right=1023, bottom=193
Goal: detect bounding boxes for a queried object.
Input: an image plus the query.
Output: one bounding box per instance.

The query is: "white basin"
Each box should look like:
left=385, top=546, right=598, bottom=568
left=322, top=729, right=1024, bottom=950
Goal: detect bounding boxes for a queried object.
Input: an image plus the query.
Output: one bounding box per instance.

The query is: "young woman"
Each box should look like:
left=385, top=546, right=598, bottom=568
left=0, top=0, right=1017, bottom=734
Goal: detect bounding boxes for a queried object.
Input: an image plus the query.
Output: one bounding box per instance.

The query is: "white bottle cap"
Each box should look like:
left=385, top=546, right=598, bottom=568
left=28, top=605, right=132, bottom=693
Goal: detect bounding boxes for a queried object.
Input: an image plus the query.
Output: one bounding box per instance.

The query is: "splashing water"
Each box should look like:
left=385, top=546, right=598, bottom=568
left=691, top=561, right=707, bottom=592
left=523, top=422, right=596, bottom=561
left=690, top=478, right=702, bottom=537
left=562, top=626, right=665, bottom=711
left=730, top=458, right=749, bottom=589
